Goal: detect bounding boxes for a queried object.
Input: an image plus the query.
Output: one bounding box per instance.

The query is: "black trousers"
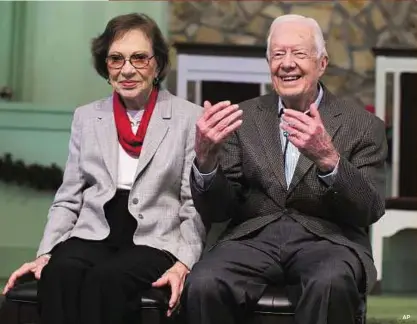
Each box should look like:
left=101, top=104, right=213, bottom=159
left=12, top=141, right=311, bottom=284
left=183, top=215, right=364, bottom=324
left=38, top=190, right=175, bottom=324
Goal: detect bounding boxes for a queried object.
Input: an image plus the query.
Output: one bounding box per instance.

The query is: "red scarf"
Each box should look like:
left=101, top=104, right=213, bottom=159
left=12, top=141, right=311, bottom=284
left=113, top=87, right=158, bottom=157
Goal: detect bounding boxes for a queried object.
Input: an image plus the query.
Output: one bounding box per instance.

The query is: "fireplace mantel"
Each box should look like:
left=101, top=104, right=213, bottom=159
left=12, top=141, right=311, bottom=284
left=174, top=42, right=267, bottom=58
left=372, top=47, right=417, bottom=58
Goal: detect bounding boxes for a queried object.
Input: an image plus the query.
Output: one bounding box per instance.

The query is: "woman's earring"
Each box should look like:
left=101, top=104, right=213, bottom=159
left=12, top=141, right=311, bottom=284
left=153, top=77, right=159, bottom=86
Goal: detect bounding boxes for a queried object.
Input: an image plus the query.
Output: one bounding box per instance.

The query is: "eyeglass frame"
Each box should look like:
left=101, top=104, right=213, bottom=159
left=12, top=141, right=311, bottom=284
left=105, top=53, right=155, bottom=70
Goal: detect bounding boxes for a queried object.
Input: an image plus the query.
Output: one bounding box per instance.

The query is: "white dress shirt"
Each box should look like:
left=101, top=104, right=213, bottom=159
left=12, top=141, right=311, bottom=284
left=117, top=109, right=144, bottom=190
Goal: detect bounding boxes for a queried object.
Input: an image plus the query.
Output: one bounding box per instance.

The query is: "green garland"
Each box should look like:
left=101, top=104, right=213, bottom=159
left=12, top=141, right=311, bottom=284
left=0, top=154, right=63, bottom=191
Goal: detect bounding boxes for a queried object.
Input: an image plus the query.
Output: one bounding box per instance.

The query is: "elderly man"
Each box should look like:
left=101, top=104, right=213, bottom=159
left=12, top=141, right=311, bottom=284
left=182, top=14, right=387, bottom=324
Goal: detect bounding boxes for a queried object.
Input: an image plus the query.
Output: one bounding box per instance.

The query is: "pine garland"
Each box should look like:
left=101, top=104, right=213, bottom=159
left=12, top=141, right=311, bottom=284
left=0, top=154, right=63, bottom=191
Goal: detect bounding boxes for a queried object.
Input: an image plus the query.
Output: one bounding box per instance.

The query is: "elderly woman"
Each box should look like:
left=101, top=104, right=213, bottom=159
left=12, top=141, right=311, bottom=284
left=2, top=13, right=205, bottom=324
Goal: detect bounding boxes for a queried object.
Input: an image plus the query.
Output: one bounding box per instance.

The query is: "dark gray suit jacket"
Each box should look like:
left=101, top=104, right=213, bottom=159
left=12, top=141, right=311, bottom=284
left=191, top=86, right=387, bottom=293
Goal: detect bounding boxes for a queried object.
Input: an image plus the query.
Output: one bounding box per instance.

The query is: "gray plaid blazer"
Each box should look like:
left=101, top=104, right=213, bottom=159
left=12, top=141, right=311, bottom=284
left=37, top=90, right=205, bottom=269
left=191, top=86, right=387, bottom=293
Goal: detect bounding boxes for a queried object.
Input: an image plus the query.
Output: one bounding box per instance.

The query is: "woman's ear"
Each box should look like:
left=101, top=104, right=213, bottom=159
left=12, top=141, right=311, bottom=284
left=154, top=68, right=160, bottom=79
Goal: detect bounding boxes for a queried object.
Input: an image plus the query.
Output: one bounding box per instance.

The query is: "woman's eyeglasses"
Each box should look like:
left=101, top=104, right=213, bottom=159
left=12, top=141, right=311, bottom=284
left=106, top=54, right=154, bottom=69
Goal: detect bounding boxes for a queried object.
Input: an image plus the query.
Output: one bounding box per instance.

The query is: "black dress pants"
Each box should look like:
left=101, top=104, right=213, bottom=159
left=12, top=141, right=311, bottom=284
left=38, top=190, right=175, bottom=324
left=183, top=215, right=364, bottom=324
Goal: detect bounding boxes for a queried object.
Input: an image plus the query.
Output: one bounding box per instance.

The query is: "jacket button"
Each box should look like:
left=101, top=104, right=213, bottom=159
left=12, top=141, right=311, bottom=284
left=138, top=214, right=144, bottom=219
left=132, top=198, right=139, bottom=204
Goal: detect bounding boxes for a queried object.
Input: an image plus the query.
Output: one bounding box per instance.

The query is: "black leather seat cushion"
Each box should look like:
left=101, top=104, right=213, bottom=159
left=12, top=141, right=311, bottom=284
left=5, top=281, right=169, bottom=310
left=255, top=286, right=293, bottom=314
left=6, top=280, right=293, bottom=314
left=6, top=281, right=38, bottom=304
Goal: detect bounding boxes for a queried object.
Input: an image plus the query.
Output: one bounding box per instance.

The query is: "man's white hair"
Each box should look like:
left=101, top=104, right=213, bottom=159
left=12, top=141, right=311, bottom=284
left=266, top=14, right=328, bottom=59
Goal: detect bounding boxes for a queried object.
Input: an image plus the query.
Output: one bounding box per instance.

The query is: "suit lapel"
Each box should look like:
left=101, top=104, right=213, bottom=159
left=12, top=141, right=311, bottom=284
left=94, top=97, right=118, bottom=184
left=133, top=89, right=170, bottom=181
left=287, top=86, right=343, bottom=196
left=253, top=93, right=287, bottom=191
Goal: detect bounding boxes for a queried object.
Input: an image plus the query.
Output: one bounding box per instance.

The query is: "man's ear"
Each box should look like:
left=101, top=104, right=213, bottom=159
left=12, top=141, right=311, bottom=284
left=319, top=55, right=328, bottom=72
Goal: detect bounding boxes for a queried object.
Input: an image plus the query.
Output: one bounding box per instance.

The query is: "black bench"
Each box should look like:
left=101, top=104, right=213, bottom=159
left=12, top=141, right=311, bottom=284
left=5, top=278, right=295, bottom=324
left=3, top=223, right=368, bottom=324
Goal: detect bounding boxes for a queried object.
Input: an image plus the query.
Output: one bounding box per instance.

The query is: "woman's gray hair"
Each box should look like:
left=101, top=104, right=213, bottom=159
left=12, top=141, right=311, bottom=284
left=266, top=14, right=328, bottom=59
